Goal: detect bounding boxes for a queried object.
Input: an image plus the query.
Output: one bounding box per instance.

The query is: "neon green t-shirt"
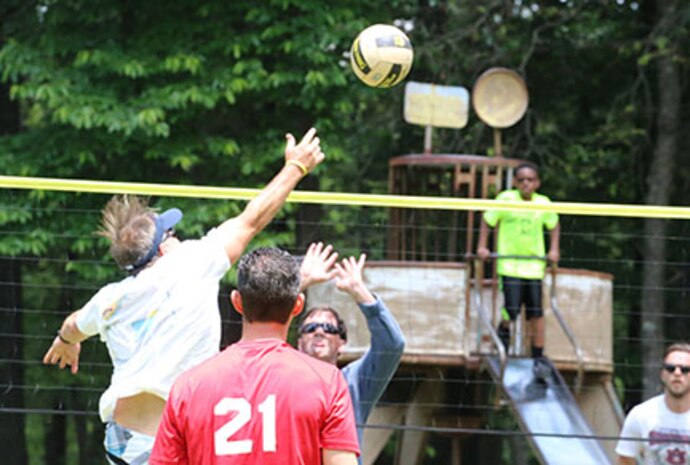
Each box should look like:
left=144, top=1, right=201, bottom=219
left=483, top=189, right=559, bottom=279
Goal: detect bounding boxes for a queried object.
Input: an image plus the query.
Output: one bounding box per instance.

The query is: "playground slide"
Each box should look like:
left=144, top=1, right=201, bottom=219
left=486, top=357, right=611, bottom=465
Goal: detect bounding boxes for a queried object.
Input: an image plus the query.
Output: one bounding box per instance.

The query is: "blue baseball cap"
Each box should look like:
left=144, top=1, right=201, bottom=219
left=124, top=208, right=183, bottom=272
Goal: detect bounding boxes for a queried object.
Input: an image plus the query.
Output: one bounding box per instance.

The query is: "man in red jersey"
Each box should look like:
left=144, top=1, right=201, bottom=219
left=150, top=247, right=359, bottom=465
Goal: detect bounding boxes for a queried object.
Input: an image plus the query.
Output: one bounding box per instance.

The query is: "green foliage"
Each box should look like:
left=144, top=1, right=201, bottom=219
left=0, top=3, right=423, bottom=459
left=0, top=0, right=420, bottom=259
left=2, top=0, right=689, bottom=463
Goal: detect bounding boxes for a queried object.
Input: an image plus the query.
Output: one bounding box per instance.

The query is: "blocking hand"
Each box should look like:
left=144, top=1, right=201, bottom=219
left=300, top=242, right=339, bottom=290
left=334, top=254, right=375, bottom=305
left=285, top=127, right=324, bottom=175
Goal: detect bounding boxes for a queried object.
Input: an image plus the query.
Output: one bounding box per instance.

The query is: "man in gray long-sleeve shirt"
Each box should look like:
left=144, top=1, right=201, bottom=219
left=298, top=245, right=405, bottom=456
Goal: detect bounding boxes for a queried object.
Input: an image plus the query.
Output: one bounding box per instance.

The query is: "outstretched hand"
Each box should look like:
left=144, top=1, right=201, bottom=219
left=285, top=127, right=325, bottom=175
left=334, top=254, right=376, bottom=305
left=300, top=242, right=339, bottom=291
left=43, top=337, right=81, bottom=374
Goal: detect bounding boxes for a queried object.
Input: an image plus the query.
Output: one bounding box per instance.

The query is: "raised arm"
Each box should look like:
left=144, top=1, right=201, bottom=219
left=333, top=256, right=404, bottom=353
left=336, top=255, right=405, bottom=425
left=217, top=128, right=325, bottom=264
left=42, top=310, right=88, bottom=374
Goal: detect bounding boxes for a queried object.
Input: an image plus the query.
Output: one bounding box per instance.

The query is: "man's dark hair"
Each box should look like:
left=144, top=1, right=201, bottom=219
left=236, top=247, right=301, bottom=324
left=513, top=162, right=540, bottom=178
left=299, top=307, right=348, bottom=341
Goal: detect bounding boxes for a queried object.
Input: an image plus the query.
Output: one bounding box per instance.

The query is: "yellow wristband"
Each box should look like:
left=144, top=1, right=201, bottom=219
left=286, top=160, right=309, bottom=176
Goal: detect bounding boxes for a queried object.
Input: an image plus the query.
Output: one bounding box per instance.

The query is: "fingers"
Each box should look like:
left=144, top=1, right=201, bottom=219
left=43, top=339, right=61, bottom=365
left=340, top=255, right=359, bottom=272
left=292, top=128, right=319, bottom=156
left=333, top=255, right=366, bottom=295
left=303, top=136, right=322, bottom=164
left=325, top=268, right=339, bottom=281
left=324, top=251, right=338, bottom=270
left=305, top=242, right=336, bottom=263
left=333, top=263, right=347, bottom=280
left=42, top=348, right=53, bottom=365
left=307, top=242, right=338, bottom=264
left=317, top=243, right=330, bottom=257
left=339, top=256, right=351, bottom=273
left=320, top=244, right=338, bottom=264
left=285, top=133, right=296, bottom=152
left=299, top=127, right=317, bottom=146
left=335, top=255, right=364, bottom=282
left=307, top=136, right=321, bottom=152
left=306, top=242, right=319, bottom=257
left=285, top=127, right=325, bottom=173
left=357, top=253, right=367, bottom=270
left=42, top=339, right=80, bottom=374
left=308, top=241, right=326, bottom=256
left=71, top=356, right=80, bottom=374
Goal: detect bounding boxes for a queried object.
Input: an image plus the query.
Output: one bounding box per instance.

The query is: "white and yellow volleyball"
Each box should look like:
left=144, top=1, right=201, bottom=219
left=350, top=24, right=414, bottom=88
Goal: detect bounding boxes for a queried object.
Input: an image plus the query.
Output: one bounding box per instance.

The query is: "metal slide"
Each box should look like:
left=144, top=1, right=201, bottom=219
left=485, top=356, right=611, bottom=465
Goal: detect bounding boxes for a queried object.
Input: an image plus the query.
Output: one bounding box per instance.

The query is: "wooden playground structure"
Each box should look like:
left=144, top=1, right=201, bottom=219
left=306, top=154, right=623, bottom=465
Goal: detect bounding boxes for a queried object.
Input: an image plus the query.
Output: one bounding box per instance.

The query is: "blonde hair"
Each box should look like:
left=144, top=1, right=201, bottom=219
left=98, top=195, right=156, bottom=269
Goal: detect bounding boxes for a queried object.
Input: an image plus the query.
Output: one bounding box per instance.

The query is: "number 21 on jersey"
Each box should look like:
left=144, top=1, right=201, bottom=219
left=214, top=395, right=277, bottom=455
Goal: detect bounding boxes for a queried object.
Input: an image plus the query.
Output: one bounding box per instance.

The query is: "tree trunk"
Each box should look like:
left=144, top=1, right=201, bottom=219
left=44, top=413, right=67, bottom=465
left=641, top=0, right=680, bottom=399
left=0, top=57, right=28, bottom=463
left=0, top=258, right=28, bottom=465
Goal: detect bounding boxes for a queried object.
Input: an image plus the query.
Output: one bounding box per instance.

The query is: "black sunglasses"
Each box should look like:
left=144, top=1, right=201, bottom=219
left=663, top=364, right=690, bottom=375
left=299, top=322, right=342, bottom=337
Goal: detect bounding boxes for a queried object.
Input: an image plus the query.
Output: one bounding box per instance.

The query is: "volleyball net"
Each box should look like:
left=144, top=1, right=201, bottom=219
left=1, top=175, right=689, bottom=463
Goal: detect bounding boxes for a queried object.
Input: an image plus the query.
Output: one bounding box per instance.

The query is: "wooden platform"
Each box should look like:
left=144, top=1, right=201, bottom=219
left=305, top=261, right=614, bottom=373
left=306, top=261, right=621, bottom=465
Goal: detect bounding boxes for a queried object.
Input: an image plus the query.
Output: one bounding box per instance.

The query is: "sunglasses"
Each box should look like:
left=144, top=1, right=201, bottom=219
left=663, top=364, right=690, bottom=375
left=299, top=322, right=342, bottom=337
left=163, top=229, right=176, bottom=241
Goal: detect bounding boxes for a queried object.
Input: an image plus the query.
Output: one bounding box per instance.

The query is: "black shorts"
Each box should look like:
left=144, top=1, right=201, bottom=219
left=500, top=276, right=543, bottom=321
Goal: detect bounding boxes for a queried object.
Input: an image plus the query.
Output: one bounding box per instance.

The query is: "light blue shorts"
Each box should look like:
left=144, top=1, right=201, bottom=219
left=104, top=422, right=154, bottom=465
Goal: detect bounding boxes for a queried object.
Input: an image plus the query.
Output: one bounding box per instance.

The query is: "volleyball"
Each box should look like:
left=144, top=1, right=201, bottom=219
left=350, top=24, right=413, bottom=88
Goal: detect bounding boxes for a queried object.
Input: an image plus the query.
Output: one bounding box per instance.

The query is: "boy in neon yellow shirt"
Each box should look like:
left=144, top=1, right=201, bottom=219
left=476, top=162, right=560, bottom=381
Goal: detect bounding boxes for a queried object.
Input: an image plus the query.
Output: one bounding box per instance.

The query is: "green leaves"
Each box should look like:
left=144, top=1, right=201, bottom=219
left=2, top=0, right=682, bottom=275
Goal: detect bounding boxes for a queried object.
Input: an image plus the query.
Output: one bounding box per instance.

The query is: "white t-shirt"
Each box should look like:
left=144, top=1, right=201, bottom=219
left=616, top=394, right=690, bottom=464
left=76, top=228, right=230, bottom=422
